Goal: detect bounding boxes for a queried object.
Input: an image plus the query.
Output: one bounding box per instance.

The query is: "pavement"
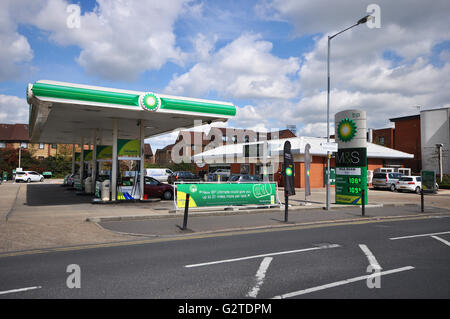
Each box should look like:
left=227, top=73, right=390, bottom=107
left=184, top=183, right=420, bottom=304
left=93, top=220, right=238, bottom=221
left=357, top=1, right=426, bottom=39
left=1, top=179, right=450, bottom=255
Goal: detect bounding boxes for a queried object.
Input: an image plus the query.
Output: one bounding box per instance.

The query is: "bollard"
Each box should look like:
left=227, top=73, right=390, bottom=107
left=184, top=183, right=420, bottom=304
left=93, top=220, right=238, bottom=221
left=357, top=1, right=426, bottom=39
left=421, top=188, right=424, bottom=213
left=284, top=191, right=289, bottom=223
left=361, top=189, right=365, bottom=217
left=182, top=193, right=190, bottom=230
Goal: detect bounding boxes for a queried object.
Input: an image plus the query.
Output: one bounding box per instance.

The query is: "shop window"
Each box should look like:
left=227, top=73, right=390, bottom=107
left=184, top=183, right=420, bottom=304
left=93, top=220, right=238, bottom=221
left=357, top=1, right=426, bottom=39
left=20, top=142, right=28, bottom=149
left=52, top=144, right=57, bottom=149
left=39, top=143, right=45, bottom=149
left=0, top=142, right=5, bottom=148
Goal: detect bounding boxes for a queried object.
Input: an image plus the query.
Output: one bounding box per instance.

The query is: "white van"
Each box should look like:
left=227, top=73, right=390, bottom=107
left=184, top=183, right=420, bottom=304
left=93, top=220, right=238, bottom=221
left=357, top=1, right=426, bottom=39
left=145, top=168, right=173, bottom=182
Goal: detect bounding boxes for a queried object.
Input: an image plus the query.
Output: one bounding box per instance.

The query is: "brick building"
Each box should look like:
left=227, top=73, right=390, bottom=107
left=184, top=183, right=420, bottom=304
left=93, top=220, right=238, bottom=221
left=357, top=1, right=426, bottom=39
left=192, top=136, right=413, bottom=188
left=0, top=123, right=58, bottom=160
left=389, top=115, right=421, bottom=173
left=372, top=128, right=394, bottom=148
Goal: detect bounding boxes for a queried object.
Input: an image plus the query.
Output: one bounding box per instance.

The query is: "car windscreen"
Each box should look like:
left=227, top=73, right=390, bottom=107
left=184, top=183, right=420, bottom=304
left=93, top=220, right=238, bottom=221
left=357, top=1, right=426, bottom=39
left=373, top=173, right=386, bottom=178
left=399, top=177, right=413, bottom=181
left=230, top=176, right=240, bottom=181
left=16, top=171, right=25, bottom=174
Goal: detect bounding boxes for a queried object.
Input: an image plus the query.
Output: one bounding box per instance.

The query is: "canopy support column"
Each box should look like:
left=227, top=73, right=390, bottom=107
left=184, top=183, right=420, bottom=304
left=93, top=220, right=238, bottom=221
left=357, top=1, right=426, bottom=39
left=139, top=120, right=145, bottom=201
left=80, top=136, right=84, bottom=190
left=92, top=129, right=97, bottom=193
left=71, top=144, right=75, bottom=175
left=111, top=119, right=118, bottom=201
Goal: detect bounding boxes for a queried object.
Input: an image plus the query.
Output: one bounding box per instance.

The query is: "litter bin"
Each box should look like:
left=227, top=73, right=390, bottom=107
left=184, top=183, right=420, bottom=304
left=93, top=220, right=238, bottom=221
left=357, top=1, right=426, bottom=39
left=101, top=180, right=110, bottom=201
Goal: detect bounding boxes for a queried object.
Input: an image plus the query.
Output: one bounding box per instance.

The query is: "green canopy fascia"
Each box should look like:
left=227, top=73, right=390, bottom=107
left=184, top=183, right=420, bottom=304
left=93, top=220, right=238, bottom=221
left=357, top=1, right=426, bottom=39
left=31, top=82, right=236, bottom=117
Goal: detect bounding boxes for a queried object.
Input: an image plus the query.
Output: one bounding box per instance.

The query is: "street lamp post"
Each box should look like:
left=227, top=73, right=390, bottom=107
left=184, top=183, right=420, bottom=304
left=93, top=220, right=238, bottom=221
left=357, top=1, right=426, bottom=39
left=18, top=145, right=22, bottom=169
left=326, top=15, right=372, bottom=211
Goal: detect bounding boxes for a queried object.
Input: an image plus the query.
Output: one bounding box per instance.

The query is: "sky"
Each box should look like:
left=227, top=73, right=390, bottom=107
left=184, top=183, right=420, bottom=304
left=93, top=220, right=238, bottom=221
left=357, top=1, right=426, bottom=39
left=1, top=0, right=450, bottom=152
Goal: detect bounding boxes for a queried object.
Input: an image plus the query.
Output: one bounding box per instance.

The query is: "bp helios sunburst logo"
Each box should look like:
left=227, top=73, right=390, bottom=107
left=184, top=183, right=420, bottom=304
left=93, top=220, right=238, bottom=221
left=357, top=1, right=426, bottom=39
left=139, top=92, right=161, bottom=111
left=337, top=118, right=357, bottom=142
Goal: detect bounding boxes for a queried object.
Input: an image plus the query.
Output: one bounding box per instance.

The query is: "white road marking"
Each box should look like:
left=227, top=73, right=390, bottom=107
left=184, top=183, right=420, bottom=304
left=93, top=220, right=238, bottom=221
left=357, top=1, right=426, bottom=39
left=246, top=257, right=273, bottom=298
left=0, top=286, right=42, bottom=295
left=390, top=230, right=450, bottom=240
left=359, top=244, right=382, bottom=270
left=185, top=244, right=340, bottom=268
left=431, top=235, right=450, bottom=247
left=272, top=266, right=414, bottom=299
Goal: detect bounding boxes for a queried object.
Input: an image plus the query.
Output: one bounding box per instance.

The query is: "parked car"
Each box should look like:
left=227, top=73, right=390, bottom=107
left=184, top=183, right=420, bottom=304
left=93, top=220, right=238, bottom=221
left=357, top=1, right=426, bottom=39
left=167, top=171, right=201, bottom=184
left=210, top=169, right=231, bottom=181
left=395, top=176, right=422, bottom=194
left=372, top=172, right=403, bottom=191
left=144, top=176, right=174, bottom=200
left=229, top=174, right=261, bottom=182
left=145, top=168, right=173, bottom=182
left=15, top=171, right=44, bottom=183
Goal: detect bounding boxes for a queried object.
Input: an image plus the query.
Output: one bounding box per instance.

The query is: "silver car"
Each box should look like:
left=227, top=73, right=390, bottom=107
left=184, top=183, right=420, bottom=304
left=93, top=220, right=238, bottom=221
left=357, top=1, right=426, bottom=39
left=372, top=172, right=403, bottom=191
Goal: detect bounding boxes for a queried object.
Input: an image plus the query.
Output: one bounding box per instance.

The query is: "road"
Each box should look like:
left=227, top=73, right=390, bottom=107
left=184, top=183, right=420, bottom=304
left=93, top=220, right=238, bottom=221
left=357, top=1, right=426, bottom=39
left=0, top=214, right=449, bottom=299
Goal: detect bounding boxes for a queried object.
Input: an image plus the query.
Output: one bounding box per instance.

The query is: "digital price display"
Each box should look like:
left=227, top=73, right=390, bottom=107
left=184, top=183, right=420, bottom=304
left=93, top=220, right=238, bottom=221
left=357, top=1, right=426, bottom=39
left=348, top=177, right=362, bottom=184
left=335, top=148, right=368, bottom=205
left=348, top=186, right=362, bottom=194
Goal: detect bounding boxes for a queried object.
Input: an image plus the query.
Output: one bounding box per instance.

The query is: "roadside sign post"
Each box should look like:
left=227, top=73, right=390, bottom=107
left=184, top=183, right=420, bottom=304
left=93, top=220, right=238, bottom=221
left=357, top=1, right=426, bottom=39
left=283, top=141, right=295, bottom=223
left=304, top=143, right=312, bottom=202
left=421, top=188, right=424, bottom=213
left=284, top=191, right=289, bottom=223
left=182, top=193, right=190, bottom=230
left=421, top=170, right=436, bottom=193
left=421, top=170, right=436, bottom=213
left=361, top=189, right=365, bottom=216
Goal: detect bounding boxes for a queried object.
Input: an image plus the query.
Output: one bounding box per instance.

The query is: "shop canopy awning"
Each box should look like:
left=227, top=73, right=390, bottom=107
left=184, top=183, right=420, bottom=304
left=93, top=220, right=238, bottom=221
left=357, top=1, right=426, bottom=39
left=27, top=80, right=236, bottom=144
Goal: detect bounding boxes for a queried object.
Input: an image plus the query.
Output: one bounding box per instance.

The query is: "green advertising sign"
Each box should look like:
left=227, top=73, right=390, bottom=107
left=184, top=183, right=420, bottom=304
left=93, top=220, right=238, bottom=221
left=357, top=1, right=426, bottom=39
left=97, top=145, right=113, bottom=160
left=117, top=139, right=140, bottom=158
left=421, top=170, right=436, bottom=192
left=176, top=183, right=278, bottom=208
left=84, top=149, right=93, bottom=161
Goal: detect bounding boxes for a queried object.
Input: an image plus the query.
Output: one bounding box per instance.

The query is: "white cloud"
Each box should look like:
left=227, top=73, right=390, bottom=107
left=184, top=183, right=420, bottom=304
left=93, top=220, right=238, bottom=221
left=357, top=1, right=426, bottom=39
left=0, top=95, right=29, bottom=123
left=29, top=0, right=190, bottom=81
left=0, top=0, right=36, bottom=81
left=165, top=33, right=301, bottom=99
left=244, top=0, right=450, bottom=136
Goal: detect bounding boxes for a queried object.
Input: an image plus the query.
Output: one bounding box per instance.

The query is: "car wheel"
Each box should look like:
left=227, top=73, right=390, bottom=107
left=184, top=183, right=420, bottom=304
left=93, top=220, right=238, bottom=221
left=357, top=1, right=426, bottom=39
left=390, top=184, right=396, bottom=192
left=27, top=178, right=31, bottom=183
left=40, top=177, right=44, bottom=182
left=415, top=187, right=421, bottom=194
left=162, top=190, right=173, bottom=200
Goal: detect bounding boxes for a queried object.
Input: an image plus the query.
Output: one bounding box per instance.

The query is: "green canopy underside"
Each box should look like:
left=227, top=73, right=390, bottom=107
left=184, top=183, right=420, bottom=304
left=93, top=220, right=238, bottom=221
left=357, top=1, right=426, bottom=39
left=31, top=82, right=236, bottom=117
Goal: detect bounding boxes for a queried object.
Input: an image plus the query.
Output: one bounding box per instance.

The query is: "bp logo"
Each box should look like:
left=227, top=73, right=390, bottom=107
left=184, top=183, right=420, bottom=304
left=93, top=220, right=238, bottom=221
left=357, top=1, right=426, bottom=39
left=189, top=185, right=198, bottom=193
left=139, top=92, right=161, bottom=111
left=285, top=167, right=293, bottom=176
left=337, top=118, right=357, bottom=142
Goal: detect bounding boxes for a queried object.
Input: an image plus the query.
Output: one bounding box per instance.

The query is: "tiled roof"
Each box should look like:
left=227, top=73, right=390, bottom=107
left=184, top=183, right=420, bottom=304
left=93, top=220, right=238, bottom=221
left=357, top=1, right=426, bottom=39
left=0, top=123, right=29, bottom=141
left=144, top=143, right=153, bottom=156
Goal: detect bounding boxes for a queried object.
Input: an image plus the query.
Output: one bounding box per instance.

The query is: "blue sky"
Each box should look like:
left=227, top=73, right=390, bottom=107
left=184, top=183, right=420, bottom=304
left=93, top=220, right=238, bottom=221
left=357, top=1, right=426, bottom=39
left=1, top=0, right=450, bottom=151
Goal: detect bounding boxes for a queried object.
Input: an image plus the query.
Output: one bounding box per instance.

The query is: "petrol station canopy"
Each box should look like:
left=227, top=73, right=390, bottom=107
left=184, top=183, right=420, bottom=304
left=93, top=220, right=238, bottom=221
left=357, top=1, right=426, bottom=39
left=27, top=80, right=236, bottom=144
